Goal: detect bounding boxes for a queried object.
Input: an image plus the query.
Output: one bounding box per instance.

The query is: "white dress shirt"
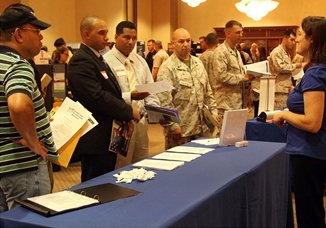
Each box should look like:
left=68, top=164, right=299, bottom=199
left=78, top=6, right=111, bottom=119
left=103, top=46, right=160, bottom=110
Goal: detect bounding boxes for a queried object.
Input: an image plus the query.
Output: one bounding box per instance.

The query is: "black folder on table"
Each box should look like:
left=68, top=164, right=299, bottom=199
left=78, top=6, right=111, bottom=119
left=15, top=183, right=142, bottom=217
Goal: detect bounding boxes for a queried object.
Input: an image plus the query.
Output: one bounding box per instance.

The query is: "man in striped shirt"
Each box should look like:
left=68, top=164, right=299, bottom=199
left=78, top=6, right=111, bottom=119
left=0, top=3, right=58, bottom=212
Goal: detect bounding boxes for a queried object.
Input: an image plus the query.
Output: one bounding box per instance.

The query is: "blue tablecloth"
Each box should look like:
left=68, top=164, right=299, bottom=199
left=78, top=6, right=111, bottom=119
left=0, top=141, right=293, bottom=228
left=246, top=118, right=288, bottom=142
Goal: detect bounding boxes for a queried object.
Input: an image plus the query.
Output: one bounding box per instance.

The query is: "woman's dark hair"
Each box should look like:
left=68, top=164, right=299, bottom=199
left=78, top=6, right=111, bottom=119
left=52, top=46, right=68, bottom=64
left=310, top=18, right=326, bottom=65
left=301, top=16, right=325, bottom=71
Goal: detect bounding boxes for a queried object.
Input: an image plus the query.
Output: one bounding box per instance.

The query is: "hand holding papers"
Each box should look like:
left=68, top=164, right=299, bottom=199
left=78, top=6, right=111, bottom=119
left=135, top=80, right=175, bottom=94
left=50, top=97, right=97, bottom=167
left=145, top=105, right=181, bottom=123
left=244, top=60, right=271, bottom=77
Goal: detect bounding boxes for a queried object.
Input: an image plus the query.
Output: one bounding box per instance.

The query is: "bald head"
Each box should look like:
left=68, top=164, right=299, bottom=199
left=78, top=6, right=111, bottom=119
left=172, top=28, right=191, bottom=60
left=79, top=16, right=108, bottom=51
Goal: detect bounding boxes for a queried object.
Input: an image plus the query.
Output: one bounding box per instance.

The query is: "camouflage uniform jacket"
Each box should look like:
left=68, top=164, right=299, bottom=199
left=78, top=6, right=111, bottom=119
left=269, top=45, right=296, bottom=93
left=212, top=41, right=246, bottom=110
left=157, top=53, right=218, bottom=137
left=199, top=48, right=216, bottom=94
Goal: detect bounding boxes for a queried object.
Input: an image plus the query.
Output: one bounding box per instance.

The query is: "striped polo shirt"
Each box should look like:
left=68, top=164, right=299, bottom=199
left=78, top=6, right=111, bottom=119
left=0, top=45, right=58, bottom=177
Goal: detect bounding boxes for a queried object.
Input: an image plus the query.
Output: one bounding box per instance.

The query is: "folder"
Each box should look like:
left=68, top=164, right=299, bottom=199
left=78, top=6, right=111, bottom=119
left=41, top=73, right=52, bottom=91
left=202, top=105, right=218, bottom=128
left=15, top=183, right=142, bottom=217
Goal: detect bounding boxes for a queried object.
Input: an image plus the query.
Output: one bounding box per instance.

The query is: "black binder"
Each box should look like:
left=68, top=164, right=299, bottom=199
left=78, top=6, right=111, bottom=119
left=15, top=183, right=142, bottom=217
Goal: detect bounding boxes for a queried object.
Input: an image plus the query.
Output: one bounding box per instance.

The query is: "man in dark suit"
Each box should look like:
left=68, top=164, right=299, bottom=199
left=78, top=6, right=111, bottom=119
left=67, top=16, right=140, bottom=182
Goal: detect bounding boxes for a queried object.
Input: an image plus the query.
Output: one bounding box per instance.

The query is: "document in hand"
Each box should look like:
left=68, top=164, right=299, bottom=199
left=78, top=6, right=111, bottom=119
left=41, top=73, right=52, bottom=91
left=109, top=120, right=131, bottom=157
left=50, top=97, right=94, bottom=167
left=244, top=60, right=271, bottom=77
left=135, top=79, right=175, bottom=94
left=202, top=104, right=218, bottom=129
left=145, top=105, right=181, bottom=123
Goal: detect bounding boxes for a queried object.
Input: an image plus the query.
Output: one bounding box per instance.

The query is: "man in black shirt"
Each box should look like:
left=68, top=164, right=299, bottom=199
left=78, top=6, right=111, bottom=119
left=145, top=39, right=156, bottom=72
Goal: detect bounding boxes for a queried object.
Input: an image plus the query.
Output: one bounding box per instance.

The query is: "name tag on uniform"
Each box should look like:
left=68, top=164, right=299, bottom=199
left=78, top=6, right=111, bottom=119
left=101, top=71, right=108, bottom=79
left=116, top=69, right=126, bottom=77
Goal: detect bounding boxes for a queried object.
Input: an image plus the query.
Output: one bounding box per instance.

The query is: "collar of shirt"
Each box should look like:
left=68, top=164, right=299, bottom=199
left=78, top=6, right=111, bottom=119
left=82, top=42, right=101, bottom=58
left=223, top=41, right=238, bottom=57
left=111, top=45, right=133, bottom=66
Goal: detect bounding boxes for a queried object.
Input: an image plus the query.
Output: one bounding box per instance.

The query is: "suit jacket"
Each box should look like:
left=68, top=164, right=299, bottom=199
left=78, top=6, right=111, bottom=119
left=67, top=43, right=133, bottom=154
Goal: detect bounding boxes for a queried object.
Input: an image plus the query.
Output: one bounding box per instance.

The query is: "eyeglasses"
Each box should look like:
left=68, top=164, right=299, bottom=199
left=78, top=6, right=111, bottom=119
left=21, top=27, right=41, bottom=35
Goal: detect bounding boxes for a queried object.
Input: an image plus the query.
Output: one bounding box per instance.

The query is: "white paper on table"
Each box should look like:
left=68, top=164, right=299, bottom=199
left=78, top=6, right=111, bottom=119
left=50, top=97, right=92, bottom=149
left=166, top=146, right=214, bottom=154
left=27, top=191, right=98, bottom=212
left=191, top=138, right=220, bottom=146
left=133, top=159, right=184, bottom=171
left=135, top=80, right=175, bottom=94
left=152, top=152, right=201, bottom=162
left=75, top=101, right=99, bottom=136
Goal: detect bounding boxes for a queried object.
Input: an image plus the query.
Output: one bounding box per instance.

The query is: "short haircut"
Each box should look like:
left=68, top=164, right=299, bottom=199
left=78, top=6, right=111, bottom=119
left=199, top=36, right=206, bottom=41
left=225, top=20, right=242, bottom=29
left=206, top=33, right=218, bottom=46
left=283, top=29, right=296, bottom=38
left=116, top=21, right=136, bottom=35
left=54, top=37, right=65, bottom=47
left=154, top=40, right=163, bottom=48
left=148, top=39, right=155, bottom=43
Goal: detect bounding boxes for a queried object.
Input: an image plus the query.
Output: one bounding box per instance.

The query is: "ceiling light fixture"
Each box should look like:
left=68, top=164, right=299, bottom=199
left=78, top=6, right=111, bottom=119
left=182, top=0, right=206, bottom=7
left=235, top=0, right=279, bottom=21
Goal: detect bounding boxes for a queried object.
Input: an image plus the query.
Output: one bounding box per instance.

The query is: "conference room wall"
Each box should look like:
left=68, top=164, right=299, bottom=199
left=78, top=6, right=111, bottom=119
left=2, top=0, right=326, bottom=55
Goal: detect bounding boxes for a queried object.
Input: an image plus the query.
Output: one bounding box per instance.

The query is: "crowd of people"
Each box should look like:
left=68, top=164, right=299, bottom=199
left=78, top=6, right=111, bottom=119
left=0, top=3, right=326, bottom=227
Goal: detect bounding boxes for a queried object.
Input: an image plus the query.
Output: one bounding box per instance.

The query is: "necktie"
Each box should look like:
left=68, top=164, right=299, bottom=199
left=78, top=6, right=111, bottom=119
left=99, top=55, right=121, bottom=92
left=125, top=58, right=142, bottom=112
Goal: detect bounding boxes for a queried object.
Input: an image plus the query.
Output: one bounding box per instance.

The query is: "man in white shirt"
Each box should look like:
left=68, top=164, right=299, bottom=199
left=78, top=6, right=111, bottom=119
left=152, top=40, right=169, bottom=81
left=104, top=21, right=160, bottom=169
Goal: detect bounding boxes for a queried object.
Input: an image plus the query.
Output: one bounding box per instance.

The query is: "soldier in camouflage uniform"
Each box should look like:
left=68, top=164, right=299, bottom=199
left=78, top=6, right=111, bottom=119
left=212, top=20, right=252, bottom=136
left=269, top=30, right=302, bottom=110
left=199, top=32, right=218, bottom=94
left=157, top=28, right=218, bottom=149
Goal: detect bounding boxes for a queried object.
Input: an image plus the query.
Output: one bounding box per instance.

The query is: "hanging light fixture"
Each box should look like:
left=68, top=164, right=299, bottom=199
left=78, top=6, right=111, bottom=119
left=235, top=0, right=279, bottom=21
left=182, top=0, right=206, bottom=7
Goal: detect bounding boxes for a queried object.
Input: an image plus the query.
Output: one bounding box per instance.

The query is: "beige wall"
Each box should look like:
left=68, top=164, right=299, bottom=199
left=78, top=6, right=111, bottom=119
left=178, top=0, right=326, bottom=41
left=2, top=0, right=326, bottom=54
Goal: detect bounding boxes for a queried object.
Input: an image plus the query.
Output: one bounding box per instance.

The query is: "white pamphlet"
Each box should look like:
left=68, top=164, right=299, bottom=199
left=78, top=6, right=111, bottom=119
left=244, top=60, right=271, bottom=77
left=167, top=146, right=214, bottom=154
left=152, top=152, right=201, bottom=162
left=41, top=73, right=52, bottom=91
left=135, top=80, right=175, bottom=94
left=50, top=97, right=92, bottom=149
left=133, top=159, right=184, bottom=171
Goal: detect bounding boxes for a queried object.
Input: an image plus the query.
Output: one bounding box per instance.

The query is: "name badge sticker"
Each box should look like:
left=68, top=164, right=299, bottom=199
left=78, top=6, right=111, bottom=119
left=101, top=71, right=108, bottom=79
left=116, top=69, right=126, bottom=77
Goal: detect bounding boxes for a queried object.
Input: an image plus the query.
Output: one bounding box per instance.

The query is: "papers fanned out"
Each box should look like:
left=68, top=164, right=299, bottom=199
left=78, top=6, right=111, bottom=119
left=244, top=60, right=271, bottom=77
left=50, top=97, right=98, bottom=167
left=133, top=159, right=184, bottom=171
left=167, top=146, right=214, bottom=154
left=135, top=79, right=175, bottom=94
left=41, top=73, right=52, bottom=91
left=152, top=152, right=201, bottom=162
left=145, top=105, right=180, bottom=123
